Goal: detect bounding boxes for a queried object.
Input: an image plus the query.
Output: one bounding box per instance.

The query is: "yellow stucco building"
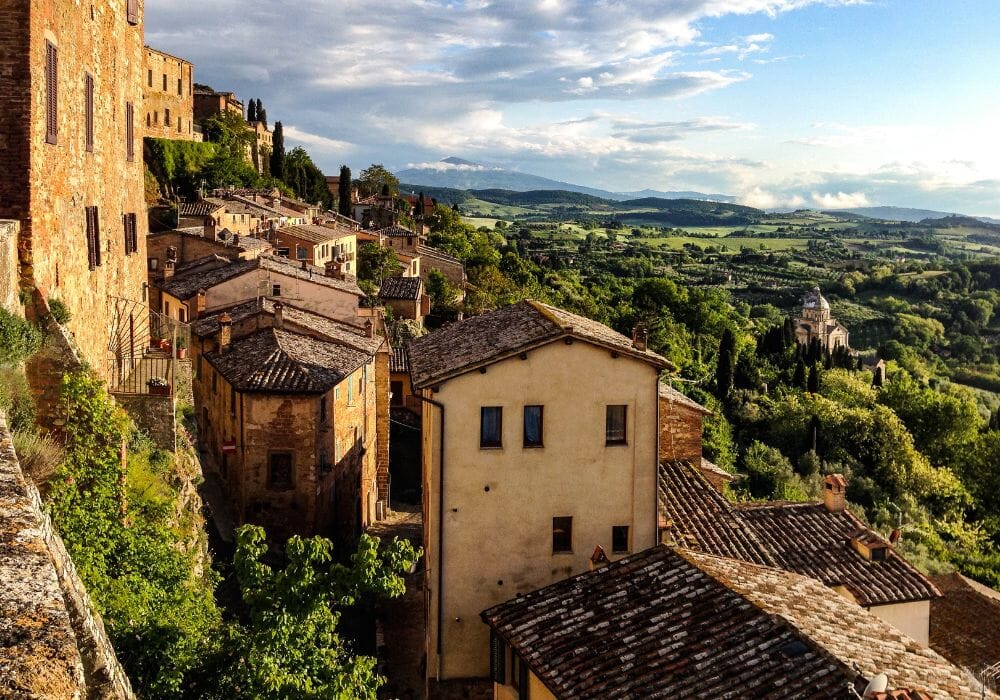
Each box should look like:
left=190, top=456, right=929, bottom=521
left=407, top=300, right=671, bottom=688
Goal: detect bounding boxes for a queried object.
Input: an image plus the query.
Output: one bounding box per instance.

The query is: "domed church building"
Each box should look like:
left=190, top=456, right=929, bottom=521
left=794, top=286, right=849, bottom=351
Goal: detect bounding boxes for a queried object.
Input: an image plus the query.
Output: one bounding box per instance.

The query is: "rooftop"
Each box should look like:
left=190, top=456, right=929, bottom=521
left=407, top=300, right=671, bottom=388
left=162, top=255, right=363, bottom=300
left=379, top=276, right=423, bottom=301
left=928, top=573, right=1000, bottom=682
left=659, top=461, right=940, bottom=606
left=482, top=546, right=981, bottom=699
left=658, top=381, right=712, bottom=414
left=205, top=327, right=372, bottom=394
left=374, top=224, right=419, bottom=238
left=415, top=244, right=462, bottom=265
left=390, top=345, right=409, bottom=373
left=277, top=224, right=351, bottom=244
left=179, top=200, right=225, bottom=217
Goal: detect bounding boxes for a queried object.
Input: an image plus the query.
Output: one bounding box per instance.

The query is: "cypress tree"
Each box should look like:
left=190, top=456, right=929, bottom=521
left=782, top=317, right=796, bottom=348
left=793, top=358, right=807, bottom=389
left=246, top=98, right=256, bottom=122
left=856, top=356, right=864, bottom=371
left=255, top=99, right=264, bottom=125
left=270, top=121, right=286, bottom=181
left=808, top=364, right=820, bottom=393
left=416, top=191, right=426, bottom=218
left=715, top=329, right=736, bottom=399
left=338, top=165, right=352, bottom=216
left=872, top=366, right=884, bottom=388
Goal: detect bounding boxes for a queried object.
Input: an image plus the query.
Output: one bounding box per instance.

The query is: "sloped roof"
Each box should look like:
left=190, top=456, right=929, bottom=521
left=162, top=255, right=363, bottom=300
left=659, top=460, right=774, bottom=564
left=408, top=300, right=671, bottom=388
left=929, top=573, right=1000, bottom=679
left=390, top=345, right=409, bottom=373
left=379, top=276, right=423, bottom=301
left=415, top=244, right=462, bottom=266
left=482, top=546, right=981, bottom=700
left=658, top=381, right=712, bottom=414
left=658, top=461, right=940, bottom=607
left=206, top=327, right=370, bottom=393
left=277, top=224, right=348, bottom=244
left=375, top=225, right=418, bottom=238
left=737, top=501, right=941, bottom=606
left=179, top=200, right=225, bottom=217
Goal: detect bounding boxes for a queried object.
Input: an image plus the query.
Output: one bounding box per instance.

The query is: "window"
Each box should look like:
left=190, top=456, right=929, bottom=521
left=297, top=246, right=308, bottom=260
left=612, top=526, right=630, bottom=554
left=126, top=0, right=138, bottom=24
left=177, top=116, right=182, bottom=132
left=125, top=101, right=134, bottom=161
left=123, top=213, right=138, bottom=255
left=390, top=380, right=403, bottom=407
left=480, top=406, right=502, bottom=448
left=523, top=405, right=543, bottom=447
left=347, top=379, right=354, bottom=406
left=271, top=283, right=281, bottom=297
left=230, top=387, right=236, bottom=416
left=178, top=307, right=187, bottom=323
left=148, top=257, right=159, bottom=271
left=162, top=73, right=167, bottom=91
left=268, top=452, right=293, bottom=490
left=147, top=69, right=152, bottom=87
left=606, top=405, right=627, bottom=445
left=489, top=632, right=506, bottom=685
left=45, top=41, right=57, bottom=144
left=85, top=206, right=100, bottom=270
left=164, top=108, right=171, bottom=127
left=319, top=396, right=327, bottom=423
left=177, top=77, right=183, bottom=95
left=277, top=247, right=290, bottom=257
left=552, top=516, right=572, bottom=553
left=84, top=73, right=94, bottom=152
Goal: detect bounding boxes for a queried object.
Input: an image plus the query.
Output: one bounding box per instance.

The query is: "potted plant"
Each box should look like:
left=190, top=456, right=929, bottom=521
left=146, top=376, right=170, bottom=396
left=160, top=338, right=172, bottom=352
left=174, top=335, right=188, bottom=359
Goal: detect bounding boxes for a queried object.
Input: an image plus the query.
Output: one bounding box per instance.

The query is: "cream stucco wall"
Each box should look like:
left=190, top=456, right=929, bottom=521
left=494, top=672, right=556, bottom=700
left=422, top=339, right=661, bottom=681
left=204, top=269, right=361, bottom=323
left=867, top=600, right=930, bottom=647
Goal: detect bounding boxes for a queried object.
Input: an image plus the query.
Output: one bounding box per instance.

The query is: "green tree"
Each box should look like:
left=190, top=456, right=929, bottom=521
left=201, top=110, right=253, bottom=159
left=205, top=526, right=419, bottom=700
left=357, top=164, right=399, bottom=198
left=715, top=328, right=736, bottom=399
left=270, top=121, right=286, bottom=181
left=807, top=364, right=820, bottom=393
left=246, top=98, right=257, bottom=122
left=284, top=147, right=333, bottom=209
left=338, top=165, right=352, bottom=216
left=357, top=242, right=399, bottom=288
left=426, top=269, right=459, bottom=311
left=792, top=358, right=807, bottom=389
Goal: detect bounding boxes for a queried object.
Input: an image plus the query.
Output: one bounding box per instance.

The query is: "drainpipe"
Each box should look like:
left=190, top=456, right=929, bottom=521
left=416, top=392, right=445, bottom=679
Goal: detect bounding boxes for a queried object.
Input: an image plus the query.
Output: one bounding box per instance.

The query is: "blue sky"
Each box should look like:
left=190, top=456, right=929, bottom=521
left=146, top=0, right=1000, bottom=215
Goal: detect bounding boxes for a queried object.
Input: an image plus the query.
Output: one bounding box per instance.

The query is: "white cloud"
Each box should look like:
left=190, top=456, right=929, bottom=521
left=810, top=191, right=871, bottom=208
left=282, top=126, right=354, bottom=154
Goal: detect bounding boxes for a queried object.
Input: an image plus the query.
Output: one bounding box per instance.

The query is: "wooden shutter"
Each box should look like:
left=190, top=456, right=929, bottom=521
left=126, top=0, right=138, bottom=25
left=86, top=207, right=99, bottom=270
left=125, top=101, right=134, bottom=161
left=84, top=73, right=94, bottom=152
left=45, top=41, right=57, bottom=144
left=489, top=631, right=506, bottom=684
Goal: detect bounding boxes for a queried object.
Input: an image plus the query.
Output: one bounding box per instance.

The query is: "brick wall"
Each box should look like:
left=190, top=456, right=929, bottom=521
left=375, top=346, right=390, bottom=504
left=13, top=0, right=149, bottom=377
left=142, top=47, right=195, bottom=141
left=658, top=398, right=704, bottom=465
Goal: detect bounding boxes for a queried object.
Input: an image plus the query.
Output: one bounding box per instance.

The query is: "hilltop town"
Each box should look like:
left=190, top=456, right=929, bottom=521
left=1, top=4, right=999, bottom=700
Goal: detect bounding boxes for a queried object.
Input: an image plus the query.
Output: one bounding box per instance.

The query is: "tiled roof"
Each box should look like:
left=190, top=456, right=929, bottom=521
left=277, top=224, right=346, bottom=244
left=929, top=573, right=1000, bottom=680
left=659, top=460, right=774, bottom=564
left=408, top=300, right=671, bottom=388
left=389, top=345, right=409, bottom=373
left=179, top=200, right=225, bottom=217
left=482, top=546, right=982, bottom=700
left=658, top=381, right=712, bottom=414
left=737, top=501, right=941, bottom=606
left=375, top=224, right=418, bottom=238
left=415, top=244, right=462, bottom=266
left=191, top=299, right=381, bottom=355
left=206, top=327, right=370, bottom=393
left=379, top=276, right=422, bottom=301
left=162, top=255, right=363, bottom=300
left=700, top=456, right=733, bottom=481
left=658, top=461, right=940, bottom=607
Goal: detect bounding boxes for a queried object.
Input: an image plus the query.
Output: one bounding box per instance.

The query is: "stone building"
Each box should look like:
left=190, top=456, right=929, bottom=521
left=378, top=276, right=427, bottom=323
left=0, top=0, right=150, bottom=381
left=274, top=224, right=357, bottom=272
left=146, top=228, right=271, bottom=280
left=657, top=381, right=732, bottom=491
left=794, top=285, right=849, bottom=351
left=192, top=305, right=383, bottom=539
left=193, top=84, right=243, bottom=123
left=406, top=300, right=671, bottom=686
left=142, top=46, right=196, bottom=140
left=247, top=119, right=271, bottom=173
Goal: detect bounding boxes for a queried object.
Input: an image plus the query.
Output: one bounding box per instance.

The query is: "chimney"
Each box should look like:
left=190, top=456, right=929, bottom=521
left=273, top=302, right=284, bottom=330
left=364, top=318, right=374, bottom=338
left=632, top=323, right=648, bottom=351
left=589, top=545, right=610, bottom=571
left=232, top=234, right=239, bottom=247
left=163, top=259, right=176, bottom=279
left=218, top=313, right=232, bottom=354
left=195, top=288, right=206, bottom=319
left=325, top=260, right=345, bottom=280
left=823, top=474, right=847, bottom=512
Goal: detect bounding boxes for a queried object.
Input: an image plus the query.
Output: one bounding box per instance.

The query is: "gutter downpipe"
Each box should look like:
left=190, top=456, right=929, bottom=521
left=417, top=392, right=446, bottom=679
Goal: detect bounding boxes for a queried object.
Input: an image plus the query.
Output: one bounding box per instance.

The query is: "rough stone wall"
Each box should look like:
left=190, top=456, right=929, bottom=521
left=0, top=412, right=135, bottom=699
left=0, top=221, right=21, bottom=313
left=112, top=393, right=175, bottom=451
left=0, top=413, right=86, bottom=699
left=658, top=398, right=703, bottom=465
left=0, top=2, right=32, bottom=228
left=375, top=347, right=390, bottom=504
left=141, top=47, right=195, bottom=141
left=20, top=0, right=149, bottom=378
left=26, top=290, right=86, bottom=435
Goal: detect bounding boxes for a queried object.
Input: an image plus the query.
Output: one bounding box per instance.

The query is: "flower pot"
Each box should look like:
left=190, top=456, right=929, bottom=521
left=147, top=383, right=171, bottom=396
left=175, top=348, right=187, bottom=359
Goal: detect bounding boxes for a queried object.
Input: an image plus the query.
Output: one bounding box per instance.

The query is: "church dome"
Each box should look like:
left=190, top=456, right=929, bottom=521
left=802, top=285, right=830, bottom=310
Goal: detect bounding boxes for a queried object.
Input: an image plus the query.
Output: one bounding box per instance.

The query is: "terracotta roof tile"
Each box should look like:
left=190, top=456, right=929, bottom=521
left=162, top=255, right=363, bottom=300
left=390, top=345, right=409, bottom=373
left=482, top=546, right=983, bottom=699
left=407, top=300, right=671, bottom=388
left=379, top=276, right=422, bottom=301
left=277, top=224, right=350, bottom=244
left=658, top=381, right=712, bottom=414
left=206, top=327, right=371, bottom=393
left=929, top=573, right=1000, bottom=684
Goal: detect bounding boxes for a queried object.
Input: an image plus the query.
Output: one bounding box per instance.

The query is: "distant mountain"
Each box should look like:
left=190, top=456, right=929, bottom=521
left=395, top=158, right=735, bottom=203
left=827, top=206, right=962, bottom=223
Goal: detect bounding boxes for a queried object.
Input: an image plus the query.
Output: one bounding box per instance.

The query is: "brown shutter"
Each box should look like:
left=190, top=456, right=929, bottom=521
left=86, top=207, right=97, bottom=270
left=123, top=213, right=138, bottom=255
left=125, top=101, right=134, bottom=161
left=45, top=41, right=57, bottom=144
left=126, top=0, right=138, bottom=25
left=84, top=73, right=94, bottom=152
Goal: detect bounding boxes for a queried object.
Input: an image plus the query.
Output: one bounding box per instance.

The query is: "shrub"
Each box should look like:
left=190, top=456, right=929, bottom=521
left=48, top=298, right=72, bottom=324
left=12, top=429, right=64, bottom=486
left=0, top=366, right=36, bottom=431
left=0, top=308, right=43, bottom=365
